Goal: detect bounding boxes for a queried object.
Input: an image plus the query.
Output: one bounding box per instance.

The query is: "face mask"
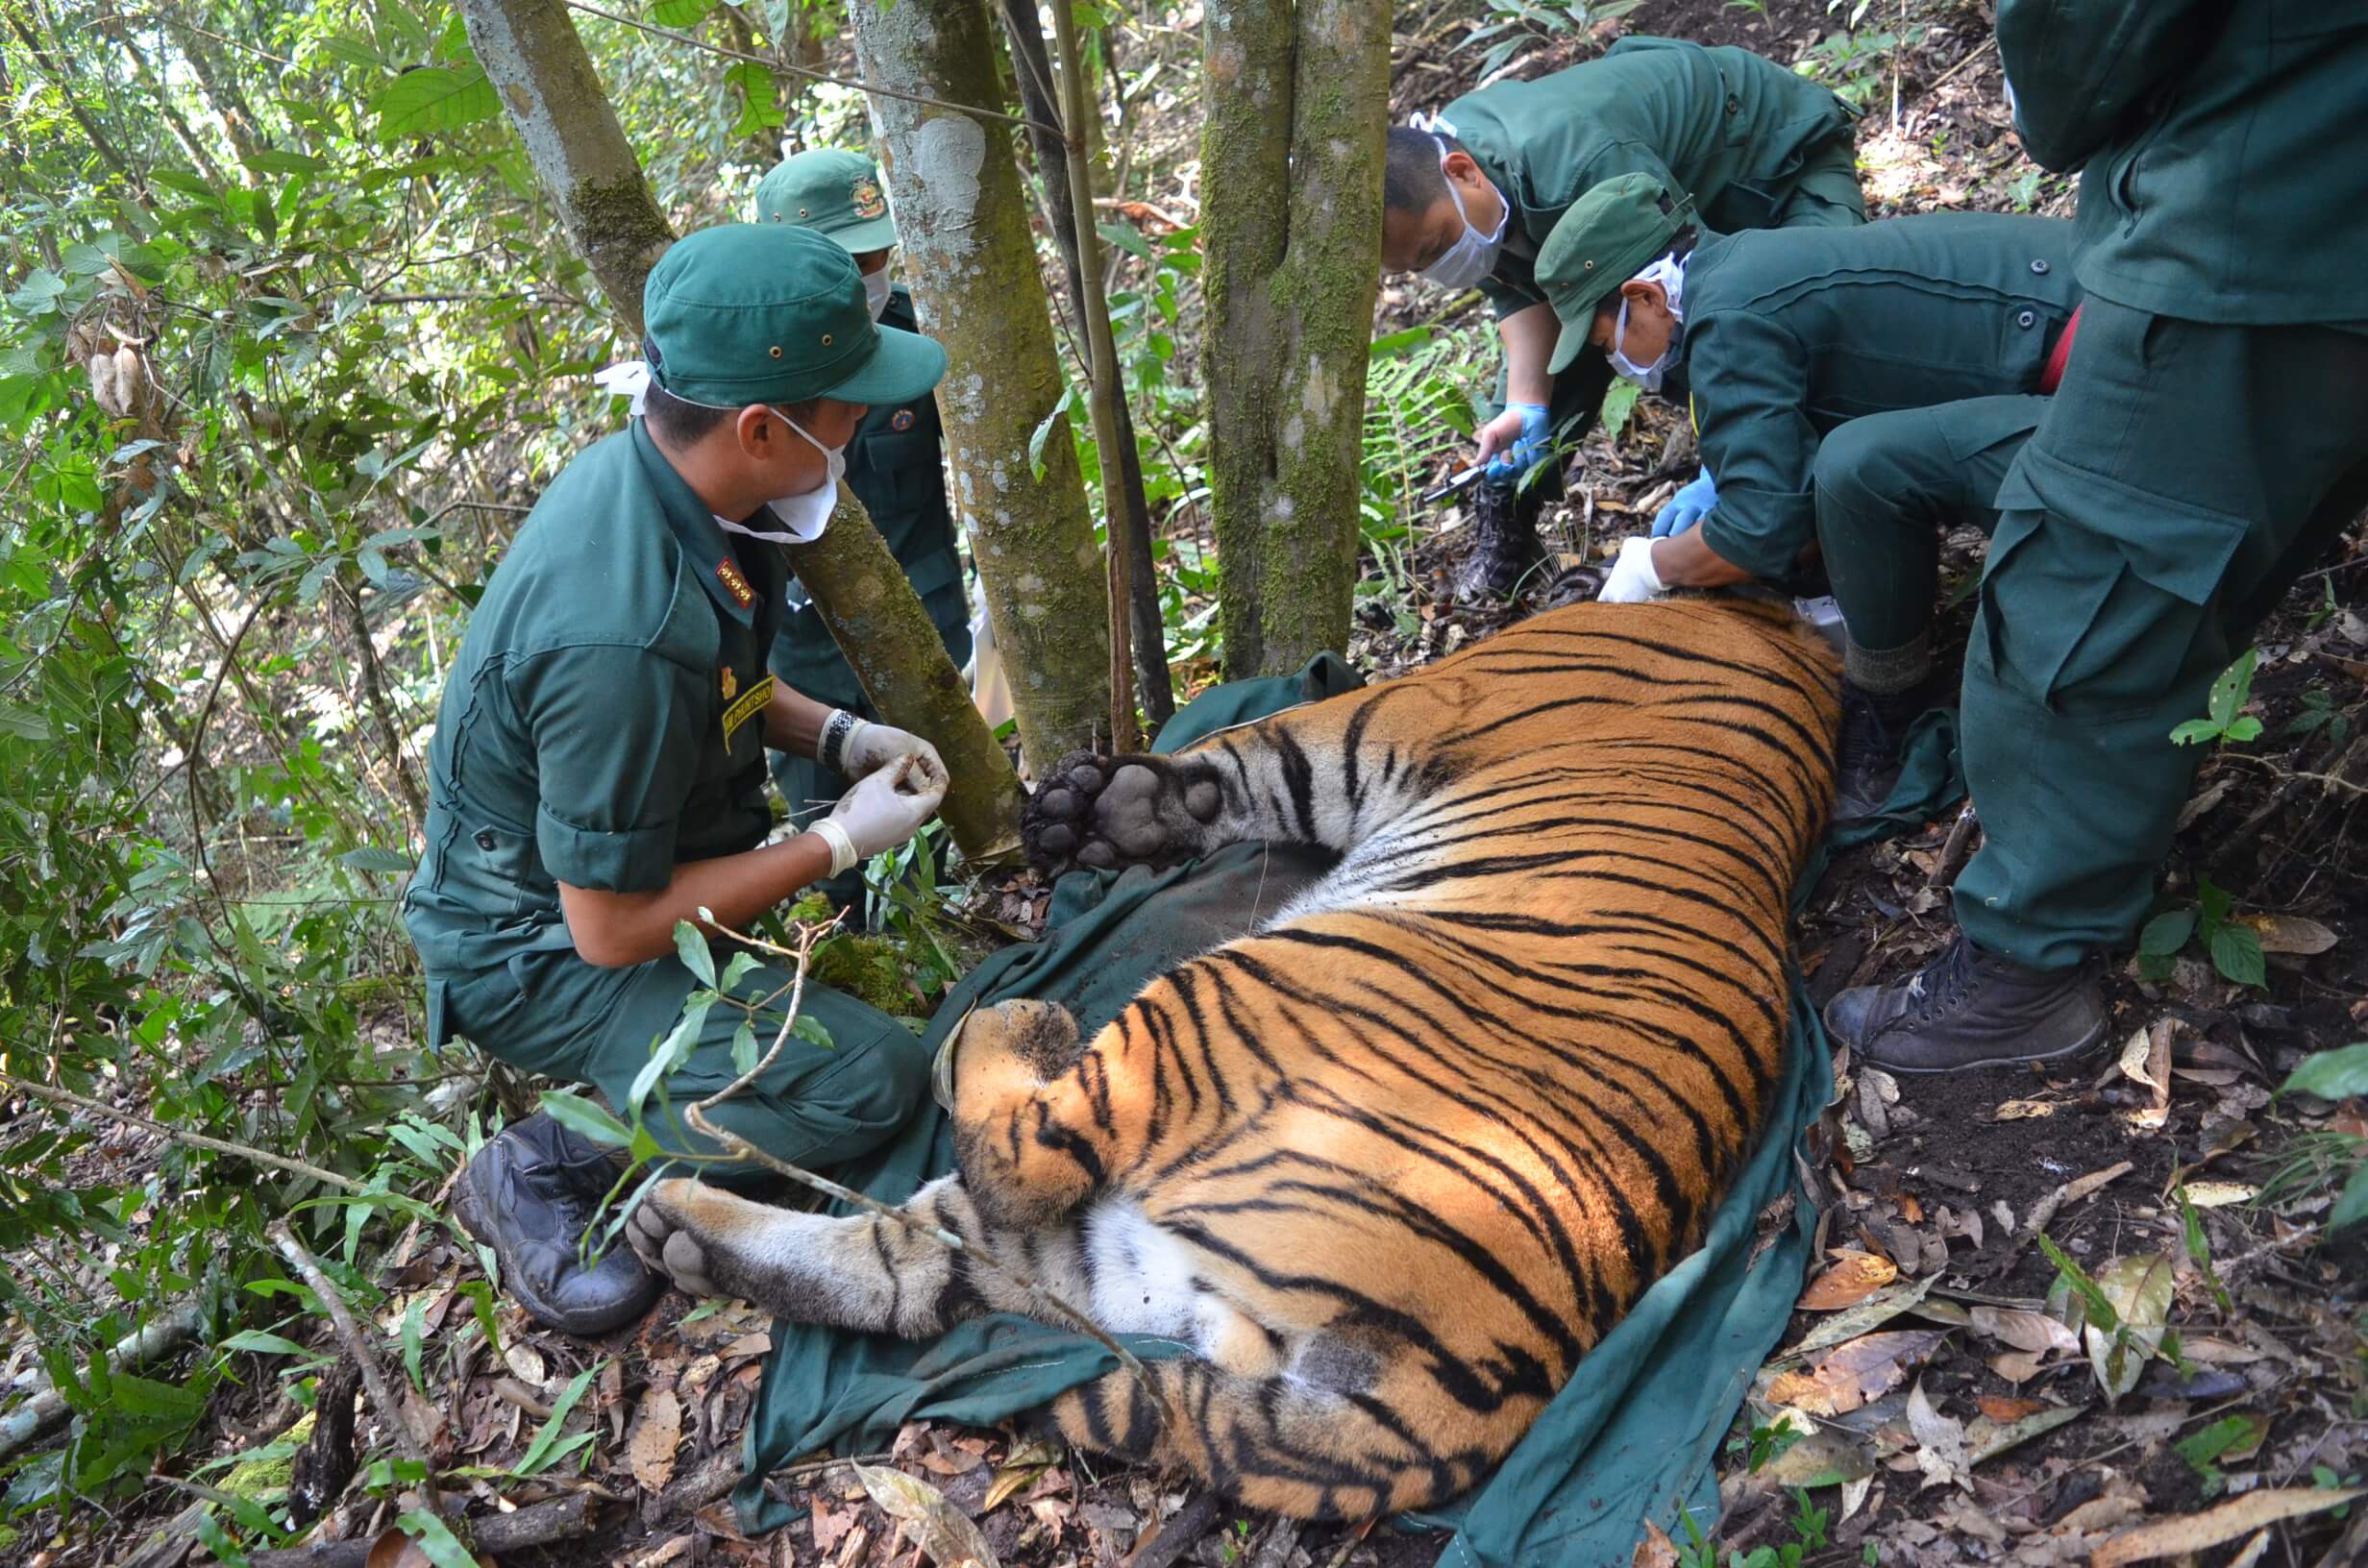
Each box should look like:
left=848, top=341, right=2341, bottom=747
left=717, top=409, right=848, bottom=545
left=1606, top=254, right=1689, bottom=392
left=862, top=267, right=892, bottom=323
left=1420, top=142, right=1508, bottom=292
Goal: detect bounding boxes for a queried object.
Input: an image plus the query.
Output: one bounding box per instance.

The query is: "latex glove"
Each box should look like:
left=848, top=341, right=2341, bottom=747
left=1478, top=402, right=1551, bottom=481
left=1597, top=536, right=1669, bottom=604
left=1652, top=466, right=1717, bottom=538
left=804, top=760, right=950, bottom=876
left=839, top=715, right=949, bottom=794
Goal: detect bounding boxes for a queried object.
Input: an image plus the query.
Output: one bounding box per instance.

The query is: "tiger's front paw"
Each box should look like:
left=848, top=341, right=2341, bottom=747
left=626, top=1178, right=784, bottom=1306
left=1024, top=752, right=1225, bottom=876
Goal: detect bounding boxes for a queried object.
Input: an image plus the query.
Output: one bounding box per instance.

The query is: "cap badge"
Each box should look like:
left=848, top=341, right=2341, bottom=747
left=715, top=558, right=755, bottom=609
left=719, top=666, right=738, bottom=700
left=851, top=177, right=887, bottom=220
left=891, top=408, right=915, bottom=431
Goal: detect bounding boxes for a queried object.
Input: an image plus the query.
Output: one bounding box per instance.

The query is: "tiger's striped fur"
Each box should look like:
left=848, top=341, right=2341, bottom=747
left=629, top=598, right=1838, bottom=1519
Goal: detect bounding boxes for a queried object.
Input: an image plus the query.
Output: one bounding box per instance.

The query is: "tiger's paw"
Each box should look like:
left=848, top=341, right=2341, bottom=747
left=1024, top=751, right=1225, bottom=876
left=626, top=1179, right=787, bottom=1309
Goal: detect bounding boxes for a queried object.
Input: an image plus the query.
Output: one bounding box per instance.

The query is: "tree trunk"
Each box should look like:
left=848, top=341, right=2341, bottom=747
left=174, top=23, right=267, bottom=183
left=784, top=491, right=1025, bottom=863
left=999, top=0, right=1175, bottom=731
left=1199, top=0, right=1388, bottom=678
left=848, top=0, right=1114, bottom=772
left=456, top=0, right=675, bottom=340
left=456, top=0, right=1023, bottom=852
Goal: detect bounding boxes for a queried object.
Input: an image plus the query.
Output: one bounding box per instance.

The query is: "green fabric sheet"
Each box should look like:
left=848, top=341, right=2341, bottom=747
left=736, top=658, right=1967, bottom=1566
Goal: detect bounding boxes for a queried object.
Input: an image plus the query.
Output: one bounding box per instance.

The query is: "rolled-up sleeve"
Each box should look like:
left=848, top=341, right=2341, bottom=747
left=514, top=645, right=703, bottom=893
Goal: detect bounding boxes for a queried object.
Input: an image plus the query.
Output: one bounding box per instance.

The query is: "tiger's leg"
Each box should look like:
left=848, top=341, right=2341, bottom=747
left=623, top=1173, right=1081, bottom=1336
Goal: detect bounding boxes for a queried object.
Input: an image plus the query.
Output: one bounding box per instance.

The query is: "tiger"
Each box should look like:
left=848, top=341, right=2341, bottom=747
left=627, top=597, right=1839, bottom=1521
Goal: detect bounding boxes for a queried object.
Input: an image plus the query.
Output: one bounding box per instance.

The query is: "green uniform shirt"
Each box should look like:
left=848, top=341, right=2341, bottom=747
left=1443, top=36, right=1860, bottom=322
left=1996, top=0, right=2368, bottom=324
left=405, top=423, right=788, bottom=979
left=1680, top=212, right=2081, bottom=579
left=772, top=287, right=969, bottom=711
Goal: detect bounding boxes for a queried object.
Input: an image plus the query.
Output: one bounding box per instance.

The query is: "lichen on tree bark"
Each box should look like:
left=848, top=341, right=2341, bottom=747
left=1199, top=0, right=1387, bottom=678
left=849, top=0, right=1114, bottom=773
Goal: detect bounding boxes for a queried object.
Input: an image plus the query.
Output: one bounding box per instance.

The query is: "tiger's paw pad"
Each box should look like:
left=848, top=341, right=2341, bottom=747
left=1024, top=752, right=1221, bottom=876
left=626, top=1179, right=735, bottom=1301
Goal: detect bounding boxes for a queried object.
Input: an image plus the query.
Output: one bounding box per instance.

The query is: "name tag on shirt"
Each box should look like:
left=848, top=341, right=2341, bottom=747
left=722, top=674, right=775, bottom=747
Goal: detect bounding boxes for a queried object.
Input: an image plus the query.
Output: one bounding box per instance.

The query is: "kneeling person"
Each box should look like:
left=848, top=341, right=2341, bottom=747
left=405, top=225, right=951, bottom=1335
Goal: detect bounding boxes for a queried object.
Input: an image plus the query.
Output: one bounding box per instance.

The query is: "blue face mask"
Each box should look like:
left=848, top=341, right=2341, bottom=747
left=1420, top=144, right=1508, bottom=292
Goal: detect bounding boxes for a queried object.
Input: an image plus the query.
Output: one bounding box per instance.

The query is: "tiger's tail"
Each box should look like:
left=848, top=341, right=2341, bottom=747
left=1048, top=1355, right=1491, bottom=1522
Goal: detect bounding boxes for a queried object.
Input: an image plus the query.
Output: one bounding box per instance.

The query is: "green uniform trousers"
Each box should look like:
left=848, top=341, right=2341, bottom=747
left=1811, top=395, right=2044, bottom=656
left=1955, top=299, right=2368, bottom=969
left=445, top=943, right=928, bottom=1178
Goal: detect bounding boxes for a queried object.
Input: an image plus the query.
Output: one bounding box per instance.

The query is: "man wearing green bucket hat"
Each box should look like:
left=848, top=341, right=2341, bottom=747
left=753, top=148, right=972, bottom=919
left=1531, top=173, right=2078, bottom=817
left=404, top=223, right=952, bottom=1336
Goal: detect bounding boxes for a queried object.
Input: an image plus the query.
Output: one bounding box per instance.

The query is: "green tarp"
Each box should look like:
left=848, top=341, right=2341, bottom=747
left=736, top=656, right=1966, bottom=1566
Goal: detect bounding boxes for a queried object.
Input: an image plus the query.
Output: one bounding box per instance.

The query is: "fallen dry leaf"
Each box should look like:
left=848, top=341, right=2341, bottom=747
left=1965, top=1401, right=2083, bottom=1465
left=2241, top=913, right=2337, bottom=956
left=2116, top=1022, right=2174, bottom=1131
left=1969, top=1304, right=2080, bottom=1357
left=2180, top=1180, right=2257, bottom=1209
left=2092, top=1485, right=2364, bottom=1566
left=1776, top=1275, right=1941, bottom=1363
left=503, top=1337, right=548, bottom=1386
left=982, top=1438, right=1065, bottom=1513
left=1632, top=1518, right=1678, bottom=1568
left=1798, top=1250, right=1898, bottom=1311
left=626, top=1386, right=682, bottom=1494
left=1989, top=1349, right=2044, bottom=1384
left=1764, top=1329, right=1948, bottom=1416
left=2085, top=1254, right=2174, bottom=1403
left=854, top=1463, right=1001, bottom=1568
left=1906, top=1379, right=1969, bottom=1491
left=364, top=1530, right=492, bottom=1568
left=1759, top=1427, right=1876, bottom=1489
left=1993, top=1098, right=2058, bottom=1120
left=1976, top=1394, right=2044, bottom=1422
left=809, top=1498, right=857, bottom=1555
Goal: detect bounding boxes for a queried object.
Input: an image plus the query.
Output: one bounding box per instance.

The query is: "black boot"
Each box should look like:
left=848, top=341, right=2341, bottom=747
left=454, top=1112, right=665, bottom=1336
left=1822, top=931, right=2109, bottom=1074
left=1454, top=478, right=1550, bottom=602
left=1832, top=682, right=1925, bottom=823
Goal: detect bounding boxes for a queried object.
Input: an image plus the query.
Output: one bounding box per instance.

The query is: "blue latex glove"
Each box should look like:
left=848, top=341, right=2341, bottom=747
left=1652, top=466, right=1718, bottom=538
left=1482, top=402, right=1552, bottom=482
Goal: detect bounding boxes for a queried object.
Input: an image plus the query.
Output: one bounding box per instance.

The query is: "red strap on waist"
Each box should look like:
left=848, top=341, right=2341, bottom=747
left=2039, top=301, right=2084, bottom=395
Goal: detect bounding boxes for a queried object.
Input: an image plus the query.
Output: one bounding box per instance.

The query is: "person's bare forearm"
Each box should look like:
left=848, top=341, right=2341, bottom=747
left=762, top=678, right=835, bottom=757
left=1650, top=528, right=1753, bottom=589
left=558, top=833, right=837, bottom=968
left=1499, top=304, right=1557, bottom=406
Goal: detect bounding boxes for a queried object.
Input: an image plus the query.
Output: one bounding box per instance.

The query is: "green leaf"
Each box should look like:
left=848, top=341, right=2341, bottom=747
left=6, top=269, right=66, bottom=314
left=393, top=1509, right=481, bottom=1568
left=723, top=61, right=781, bottom=136
left=338, top=845, right=417, bottom=875
left=717, top=950, right=759, bottom=993
left=1598, top=380, right=1641, bottom=444
left=246, top=150, right=330, bottom=176
left=792, top=1014, right=834, bottom=1050
left=653, top=0, right=720, bottom=22
left=1027, top=386, right=1076, bottom=481
left=2168, top=719, right=2222, bottom=747
left=2197, top=873, right=2232, bottom=935
left=369, top=65, right=500, bottom=139
left=2281, top=1042, right=2368, bottom=1102
left=513, top=1363, right=600, bottom=1477
left=2136, top=908, right=2198, bottom=958
left=2222, top=715, right=2262, bottom=744
left=0, top=704, right=55, bottom=741
left=2209, top=922, right=2265, bottom=989
left=401, top=1294, right=428, bottom=1394
left=2333, top=1160, right=2368, bottom=1232
left=2035, top=1233, right=2115, bottom=1333
left=194, top=1507, right=254, bottom=1568
left=628, top=994, right=714, bottom=1118
left=673, top=920, right=716, bottom=988
left=1096, top=220, right=1154, bottom=263
left=220, top=1330, right=312, bottom=1358
left=730, top=1017, right=758, bottom=1076
left=2207, top=649, right=2257, bottom=728
left=539, top=1090, right=632, bottom=1148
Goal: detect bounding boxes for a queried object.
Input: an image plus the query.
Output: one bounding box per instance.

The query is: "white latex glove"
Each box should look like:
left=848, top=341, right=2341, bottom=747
left=837, top=715, right=949, bottom=794
left=804, top=760, right=950, bottom=876
left=1597, top=536, right=1669, bottom=603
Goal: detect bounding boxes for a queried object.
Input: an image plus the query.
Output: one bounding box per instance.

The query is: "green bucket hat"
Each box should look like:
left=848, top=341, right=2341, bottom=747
left=640, top=224, right=944, bottom=407
left=1536, top=173, right=1695, bottom=374
left=753, top=149, right=900, bottom=254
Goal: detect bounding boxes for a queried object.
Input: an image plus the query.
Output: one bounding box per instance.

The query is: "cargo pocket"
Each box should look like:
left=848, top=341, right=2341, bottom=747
left=1980, top=444, right=2244, bottom=715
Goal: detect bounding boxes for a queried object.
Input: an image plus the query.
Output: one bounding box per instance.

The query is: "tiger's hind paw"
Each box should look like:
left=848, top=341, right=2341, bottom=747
left=1024, top=751, right=1224, bottom=876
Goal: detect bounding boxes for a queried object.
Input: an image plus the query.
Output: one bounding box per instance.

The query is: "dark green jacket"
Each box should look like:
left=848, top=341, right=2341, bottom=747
left=405, top=423, right=787, bottom=982
left=1443, top=36, right=1859, bottom=321
left=1681, top=213, right=2081, bottom=579
left=771, top=286, right=970, bottom=711
left=1996, top=0, right=2368, bottom=323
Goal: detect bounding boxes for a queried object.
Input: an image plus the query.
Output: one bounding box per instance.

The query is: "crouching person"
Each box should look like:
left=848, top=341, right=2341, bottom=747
left=404, top=224, right=950, bottom=1335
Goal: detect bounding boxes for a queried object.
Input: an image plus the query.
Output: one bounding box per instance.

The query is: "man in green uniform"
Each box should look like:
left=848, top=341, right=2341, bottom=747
left=1378, top=36, right=1864, bottom=599
left=1528, top=175, right=2078, bottom=812
left=1824, top=0, right=2368, bottom=1072
left=406, top=224, right=952, bottom=1335
left=752, top=150, right=972, bottom=915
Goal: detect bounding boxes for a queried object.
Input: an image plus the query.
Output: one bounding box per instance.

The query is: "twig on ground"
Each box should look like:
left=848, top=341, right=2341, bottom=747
left=678, top=919, right=1180, bottom=1435
left=0, top=1072, right=360, bottom=1190
left=0, top=1296, right=208, bottom=1462
left=1988, top=1160, right=2133, bottom=1278
left=266, top=1219, right=460, bottom=1544
left=250, top=1491, right=595, bottom=1568
left=1123, top=1491, right=1224, bottom=1568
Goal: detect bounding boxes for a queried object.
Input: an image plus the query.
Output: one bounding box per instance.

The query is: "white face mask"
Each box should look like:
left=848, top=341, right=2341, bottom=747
left=862, top=267, right=892, bottom=323
left=1420, top=143, right=1508, bottom=292
left=1607, top=255, right=1689, bottom=392
left=717, top=408, right=848, bottom=545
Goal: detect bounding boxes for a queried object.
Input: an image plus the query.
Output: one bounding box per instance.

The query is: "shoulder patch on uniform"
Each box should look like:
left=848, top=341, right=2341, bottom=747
left=890, top=408, right=915, bottom=431
left=723, top=674, right=775, bottom=747
left=715, top=558, right=754, bottom=609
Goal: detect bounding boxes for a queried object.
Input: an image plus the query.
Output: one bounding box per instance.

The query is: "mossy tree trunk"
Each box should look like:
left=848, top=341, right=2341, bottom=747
left=848, top=0, right=1115, bottom=773
left=456, top=0, right=1024, bottom=855
left=1199, top=0, right=1388, bottom=678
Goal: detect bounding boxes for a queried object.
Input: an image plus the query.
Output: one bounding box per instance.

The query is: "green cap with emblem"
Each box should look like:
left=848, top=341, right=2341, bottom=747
left=639, top=223, right=944, bottom=407
left=1536, top=173, right=1695, bottom=374
left=753, top=148, right=899, bottom=254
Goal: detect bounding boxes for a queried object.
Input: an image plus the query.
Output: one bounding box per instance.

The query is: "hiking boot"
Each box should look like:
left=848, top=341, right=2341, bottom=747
left=1832, top=682, right=1924, bottom=824
left=1453, top=477, right=1550, bottom=602
left=453, top=1112, right=664, bottom=1336
left=1822, top=931, right=2109, bottom=1074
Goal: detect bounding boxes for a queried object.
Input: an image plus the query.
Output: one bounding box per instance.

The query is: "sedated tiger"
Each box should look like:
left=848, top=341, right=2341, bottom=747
left=628, top=597, right=1840, bottom=1519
